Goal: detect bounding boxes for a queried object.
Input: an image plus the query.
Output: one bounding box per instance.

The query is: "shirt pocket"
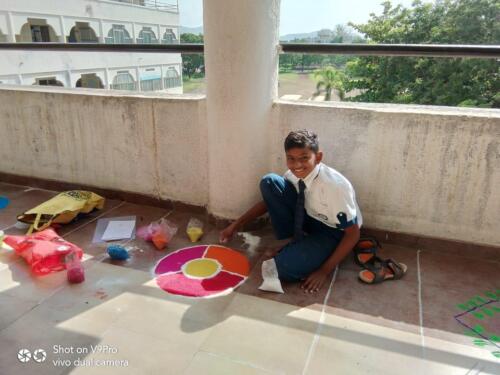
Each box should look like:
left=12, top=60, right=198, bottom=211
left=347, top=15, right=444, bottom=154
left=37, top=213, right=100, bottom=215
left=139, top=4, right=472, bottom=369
left=307, top=188, right=330, bottom=218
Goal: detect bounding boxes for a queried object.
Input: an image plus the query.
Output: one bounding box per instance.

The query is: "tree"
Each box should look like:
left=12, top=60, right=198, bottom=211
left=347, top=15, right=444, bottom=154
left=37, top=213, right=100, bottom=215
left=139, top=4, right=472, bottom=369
left=180, top=33, right=204, bottom=79
left=330, top=24, right=357, bottom=43
left=313, top=67, right=346, bottom=101
left=344, top=0, right=500, bottom=107
left=279, top=27, right=363, bottom=73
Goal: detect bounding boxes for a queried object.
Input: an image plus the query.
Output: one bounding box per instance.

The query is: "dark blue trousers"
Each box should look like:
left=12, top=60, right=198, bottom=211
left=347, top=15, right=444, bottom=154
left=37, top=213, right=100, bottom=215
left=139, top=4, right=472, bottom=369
left=260, top=173, right=344, bottom=282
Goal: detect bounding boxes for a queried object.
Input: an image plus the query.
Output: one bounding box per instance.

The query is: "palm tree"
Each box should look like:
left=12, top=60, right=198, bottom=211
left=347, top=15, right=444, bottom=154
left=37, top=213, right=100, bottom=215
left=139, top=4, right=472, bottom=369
left=313, top=67, right=346, bottom=101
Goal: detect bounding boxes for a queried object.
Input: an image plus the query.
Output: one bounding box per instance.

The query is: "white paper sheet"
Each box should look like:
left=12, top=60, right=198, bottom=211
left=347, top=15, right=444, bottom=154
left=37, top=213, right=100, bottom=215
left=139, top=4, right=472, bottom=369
left=101, top=220, right=136, bottom=241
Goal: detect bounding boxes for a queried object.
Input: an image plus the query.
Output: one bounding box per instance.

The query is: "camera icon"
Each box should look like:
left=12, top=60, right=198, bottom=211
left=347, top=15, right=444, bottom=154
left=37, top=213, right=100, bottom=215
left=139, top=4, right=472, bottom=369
left=33, top=349, right=47, bottom=363
left=17, top=348, right=47, bottom=364
left=17, top=349, right=31, bottom=363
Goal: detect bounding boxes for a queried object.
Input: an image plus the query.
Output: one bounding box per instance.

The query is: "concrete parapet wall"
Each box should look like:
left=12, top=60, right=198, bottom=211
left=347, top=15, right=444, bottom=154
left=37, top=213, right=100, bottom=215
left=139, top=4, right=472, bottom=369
left=272, top=100, right=500, bottom=246
left=0, top=86, right=498, bottom=246
left=0, top=86, right=207, bottom=206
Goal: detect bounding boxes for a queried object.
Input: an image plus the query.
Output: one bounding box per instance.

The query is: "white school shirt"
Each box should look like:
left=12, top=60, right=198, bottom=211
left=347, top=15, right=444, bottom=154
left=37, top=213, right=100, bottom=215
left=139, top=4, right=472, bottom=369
left=283, top=163, right=363, bottom=230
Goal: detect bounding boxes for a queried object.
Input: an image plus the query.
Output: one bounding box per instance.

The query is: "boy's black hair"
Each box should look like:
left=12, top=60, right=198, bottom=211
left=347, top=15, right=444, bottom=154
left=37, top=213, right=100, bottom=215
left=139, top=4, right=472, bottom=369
left=284, top=130, right=319, bottom=153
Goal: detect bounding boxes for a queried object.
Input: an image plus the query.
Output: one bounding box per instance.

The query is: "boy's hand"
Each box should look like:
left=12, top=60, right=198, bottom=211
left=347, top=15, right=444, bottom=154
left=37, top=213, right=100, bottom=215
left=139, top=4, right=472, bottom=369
left=219, top=222, right=237, bottom=244
left=301, top=268, right=330, bottom=293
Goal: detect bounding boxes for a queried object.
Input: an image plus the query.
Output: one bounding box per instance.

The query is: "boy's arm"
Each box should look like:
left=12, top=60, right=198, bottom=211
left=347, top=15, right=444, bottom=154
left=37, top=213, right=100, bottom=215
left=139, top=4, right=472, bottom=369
left=219, top=201, right=268, bottom=243
left=302, top=224, right=360, bottom=293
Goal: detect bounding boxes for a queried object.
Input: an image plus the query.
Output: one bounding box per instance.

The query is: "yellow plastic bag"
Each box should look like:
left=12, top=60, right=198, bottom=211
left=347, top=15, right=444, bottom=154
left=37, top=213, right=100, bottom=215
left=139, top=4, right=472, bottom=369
left=17, top=191, right=105, bottom=234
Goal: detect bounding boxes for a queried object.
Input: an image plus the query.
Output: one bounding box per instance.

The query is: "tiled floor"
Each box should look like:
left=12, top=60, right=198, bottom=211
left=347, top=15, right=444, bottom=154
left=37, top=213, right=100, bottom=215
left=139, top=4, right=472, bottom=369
left=0, top=182, right=499, bottom=375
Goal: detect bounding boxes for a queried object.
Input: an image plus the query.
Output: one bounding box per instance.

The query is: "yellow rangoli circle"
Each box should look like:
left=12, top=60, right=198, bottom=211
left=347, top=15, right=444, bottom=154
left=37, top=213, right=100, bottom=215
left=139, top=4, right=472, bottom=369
left=183, top=258, right=220, bottom=278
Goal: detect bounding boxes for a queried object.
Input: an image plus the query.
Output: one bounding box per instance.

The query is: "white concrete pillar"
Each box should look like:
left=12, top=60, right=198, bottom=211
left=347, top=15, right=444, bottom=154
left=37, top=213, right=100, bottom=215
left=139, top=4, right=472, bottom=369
left=98, top=19, right=105, bottom=43
left=65, top=70, right=72, bottom=88
left=135, top=66, right=141, bottom=91
left=159, top=65, right=165, bottom=90
left=58, top=16, right=66, bottom=42
left=7, top=12, right=16, bottom=42
left=104, top=67, right=111, bottom=89
left=178, top=63, right=183, bottom=93
left=203, top=0, right=280, bottom=218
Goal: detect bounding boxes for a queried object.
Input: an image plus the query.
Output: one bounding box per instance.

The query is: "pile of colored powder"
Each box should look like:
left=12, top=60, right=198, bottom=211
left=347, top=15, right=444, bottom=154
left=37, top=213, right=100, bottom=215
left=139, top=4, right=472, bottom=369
left=67, top=267, right=85, bottom=283
left=107, top=244, right=130, bottom=260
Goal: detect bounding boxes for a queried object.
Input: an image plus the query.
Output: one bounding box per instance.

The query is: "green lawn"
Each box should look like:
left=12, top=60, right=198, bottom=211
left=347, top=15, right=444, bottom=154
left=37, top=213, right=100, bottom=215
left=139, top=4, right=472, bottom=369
left=183, top=77, right=206, bottom=94
left=279, top=71, right=314, bottom=82
left=278, top=72, right=317, bottom=99
left=182, top=71, right=353, bottom=101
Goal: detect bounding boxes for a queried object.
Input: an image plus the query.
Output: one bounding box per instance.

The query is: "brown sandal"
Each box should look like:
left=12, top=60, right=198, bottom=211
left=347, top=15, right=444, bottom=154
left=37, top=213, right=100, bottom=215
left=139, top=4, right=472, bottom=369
left=358, top=257, right=407, bottom=284
left=353, top=236, right=381, bottom=267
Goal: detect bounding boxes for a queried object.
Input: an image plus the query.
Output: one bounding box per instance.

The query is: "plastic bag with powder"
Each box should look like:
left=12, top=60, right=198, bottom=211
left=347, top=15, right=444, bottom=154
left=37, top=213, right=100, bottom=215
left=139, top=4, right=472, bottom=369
left=258, top=258, right=284, bottom=294
left=186, top=218, right=204, bottom=242
left=136, top=218, right=178, bottom=250
left=3, top=228, right=83, bottom=276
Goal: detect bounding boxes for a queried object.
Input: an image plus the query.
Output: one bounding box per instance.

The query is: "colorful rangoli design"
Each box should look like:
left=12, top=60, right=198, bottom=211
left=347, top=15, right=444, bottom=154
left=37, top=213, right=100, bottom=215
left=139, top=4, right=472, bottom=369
left=154, top=245, right=250, bottom=298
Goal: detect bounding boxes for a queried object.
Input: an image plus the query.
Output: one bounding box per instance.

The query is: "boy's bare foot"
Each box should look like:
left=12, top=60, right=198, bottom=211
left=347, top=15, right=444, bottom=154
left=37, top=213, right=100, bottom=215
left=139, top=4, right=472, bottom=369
left=302, top=268, right=329, bottom=293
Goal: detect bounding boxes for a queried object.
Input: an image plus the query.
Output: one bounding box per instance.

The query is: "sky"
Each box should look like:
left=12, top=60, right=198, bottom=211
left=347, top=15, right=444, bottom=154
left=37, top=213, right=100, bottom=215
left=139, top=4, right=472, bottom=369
left=179, top=0, right=417, bottom=35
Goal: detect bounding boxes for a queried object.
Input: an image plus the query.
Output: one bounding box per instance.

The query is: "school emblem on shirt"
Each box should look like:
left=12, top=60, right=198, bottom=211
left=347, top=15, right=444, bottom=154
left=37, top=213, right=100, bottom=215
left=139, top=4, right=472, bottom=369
left=317, top=213, right=329, bottom=221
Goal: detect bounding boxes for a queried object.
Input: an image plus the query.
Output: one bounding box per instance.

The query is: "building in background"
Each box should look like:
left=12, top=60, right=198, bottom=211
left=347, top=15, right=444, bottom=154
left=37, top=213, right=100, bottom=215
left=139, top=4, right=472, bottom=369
left=0, top=0, right=182, bottom=93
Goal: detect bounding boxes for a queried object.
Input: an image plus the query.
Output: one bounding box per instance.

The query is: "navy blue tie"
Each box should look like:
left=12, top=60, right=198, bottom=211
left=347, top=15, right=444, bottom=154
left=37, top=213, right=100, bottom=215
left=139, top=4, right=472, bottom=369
left=294, top=179, right=306, bottom=241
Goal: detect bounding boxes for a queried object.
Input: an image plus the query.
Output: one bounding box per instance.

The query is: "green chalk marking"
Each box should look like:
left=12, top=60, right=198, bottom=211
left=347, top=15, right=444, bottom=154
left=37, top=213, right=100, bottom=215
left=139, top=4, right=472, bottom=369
left=457, top=300, right=478, bottom=311
left=473, top=339, right=488, bottom=347
left=459, top=291, right=499, bottom=309
left=485, top=291, right=499, bottom=300
left=457, top=293, right=500, bottom=360
left=475, top=295, right=487, bottom=304
left=457, top=295, right=492, bottom=311
left=482, top=308, right=494, bottom=317
left=472, top=312, right=485, bottom=320
left=464, top=329, right=480, bottom=337
left=474, top=324, right=485, bottom=334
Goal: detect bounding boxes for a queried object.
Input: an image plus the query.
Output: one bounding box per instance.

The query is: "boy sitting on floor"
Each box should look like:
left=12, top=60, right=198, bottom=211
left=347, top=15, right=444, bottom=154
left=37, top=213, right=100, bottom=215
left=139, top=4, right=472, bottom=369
left=219, top=129, right=362, bottom=293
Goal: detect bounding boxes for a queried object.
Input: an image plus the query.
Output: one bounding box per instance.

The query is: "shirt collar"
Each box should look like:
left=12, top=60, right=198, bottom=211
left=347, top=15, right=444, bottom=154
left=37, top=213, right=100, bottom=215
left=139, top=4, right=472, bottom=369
left=287, top=163, right=321, bottom=189
left=303, top=163, right=321, bottom=188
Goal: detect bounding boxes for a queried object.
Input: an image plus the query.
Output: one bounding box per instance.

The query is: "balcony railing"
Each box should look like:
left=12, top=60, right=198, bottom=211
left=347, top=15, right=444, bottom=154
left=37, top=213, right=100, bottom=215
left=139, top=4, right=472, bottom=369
left=111, top=0, right=178, bottom=12
left=0, top=43, right=498, bottom=58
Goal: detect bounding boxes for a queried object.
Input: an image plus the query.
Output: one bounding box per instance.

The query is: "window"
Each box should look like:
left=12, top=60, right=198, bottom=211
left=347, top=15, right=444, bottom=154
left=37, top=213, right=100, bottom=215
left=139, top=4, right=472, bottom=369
left=138, top=27, right=158, bottom=44
left=68, top=23, right=98, bottom=43
left=35, top=77, right=64, bottom=86
left=106, top=25, right=132, bottom=44
left=17, top=20, right=57, bottom=43
left=76, top=73, right=104, bottom=89
left=140, top=68, right=162, bottom=91
left=111, top=71, right=136, bottom=91
left=164, top=67, right=181, bottom=88
left=31, top=25, right=51, bottom=42
left=162, top=29, right=177, bottom=44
